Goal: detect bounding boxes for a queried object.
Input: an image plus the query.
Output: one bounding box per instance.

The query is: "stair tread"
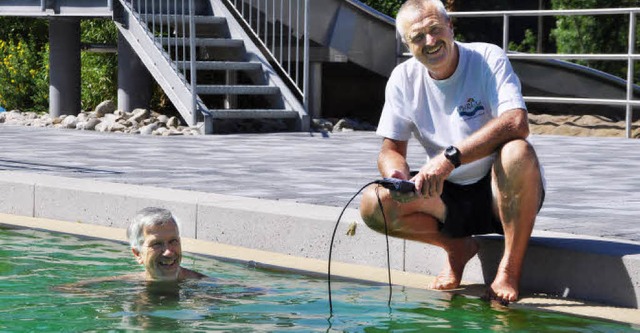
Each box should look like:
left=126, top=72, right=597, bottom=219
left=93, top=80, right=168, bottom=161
left=208, top=109, right=299, bottom=119
left=145, top=15, right=226, bottom=25
left=159, top=38, right=243, bottom=47
left=197, top=85, right=280, bottom=95
left=177, top=61, right=262, bottom=71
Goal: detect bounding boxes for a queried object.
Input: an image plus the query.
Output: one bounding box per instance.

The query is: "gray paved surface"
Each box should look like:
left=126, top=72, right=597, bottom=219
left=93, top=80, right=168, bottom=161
left=1, top=125, right=639, bottom=242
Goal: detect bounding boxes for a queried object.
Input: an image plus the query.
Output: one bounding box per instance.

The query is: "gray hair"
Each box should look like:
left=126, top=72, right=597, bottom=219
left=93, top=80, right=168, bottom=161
left=396, top=0, right=449, bottom=43
left=127, top=207, right=180, bottom=251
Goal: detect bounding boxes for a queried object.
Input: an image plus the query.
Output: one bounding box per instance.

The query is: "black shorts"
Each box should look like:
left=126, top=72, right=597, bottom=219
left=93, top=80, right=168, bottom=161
left=423, top=172, right=545, bottom=238
left=439, top=172, right=502, bottom=238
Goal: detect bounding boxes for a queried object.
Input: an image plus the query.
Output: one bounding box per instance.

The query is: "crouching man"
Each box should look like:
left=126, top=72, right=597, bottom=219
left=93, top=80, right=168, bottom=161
left=359, top=0, right=544, bottom=303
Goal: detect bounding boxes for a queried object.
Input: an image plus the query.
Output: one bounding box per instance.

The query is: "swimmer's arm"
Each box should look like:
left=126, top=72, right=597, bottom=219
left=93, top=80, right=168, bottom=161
left=52, top=273, right=143, bottom=293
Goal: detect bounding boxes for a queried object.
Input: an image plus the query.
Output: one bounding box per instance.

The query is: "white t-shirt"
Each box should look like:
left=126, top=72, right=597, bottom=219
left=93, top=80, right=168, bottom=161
left=376, top=42, right=527, bottom=185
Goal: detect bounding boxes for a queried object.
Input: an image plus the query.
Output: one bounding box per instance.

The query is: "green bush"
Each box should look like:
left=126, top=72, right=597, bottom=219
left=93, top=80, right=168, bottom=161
left=0, top=18, right=121, bottom=112
left=0, top=38, right=48, bottom=111
left=80, top=19, right=118, bottom=110
left=508, top=29, right=538, bottom=53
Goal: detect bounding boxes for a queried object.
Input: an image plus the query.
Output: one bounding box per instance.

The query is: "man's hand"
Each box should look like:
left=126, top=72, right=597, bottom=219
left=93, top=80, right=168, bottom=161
left=413, top=154, right=455, bottom=198
left=385, top=170, right=419, bottom=203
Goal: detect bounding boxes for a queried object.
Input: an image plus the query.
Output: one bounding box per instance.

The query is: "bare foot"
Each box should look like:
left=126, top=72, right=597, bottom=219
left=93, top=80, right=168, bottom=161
left=429, top=237, right=479, bottom=290
left=486, top=268, right=520, bottom=304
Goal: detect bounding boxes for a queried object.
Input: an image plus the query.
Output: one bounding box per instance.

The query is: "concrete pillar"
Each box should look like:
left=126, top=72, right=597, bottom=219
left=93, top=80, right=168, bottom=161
left=309, top=62, right=322, bottom=118
left=49, top=18, right=81, bottom=117
left=117, top=33, right=153, bottom=112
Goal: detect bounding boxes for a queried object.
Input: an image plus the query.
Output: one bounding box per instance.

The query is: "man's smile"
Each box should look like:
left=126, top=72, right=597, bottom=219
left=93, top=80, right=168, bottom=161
left=424, top=42, right=444, bottom=55
left=158, top=258, right=178, bottom=268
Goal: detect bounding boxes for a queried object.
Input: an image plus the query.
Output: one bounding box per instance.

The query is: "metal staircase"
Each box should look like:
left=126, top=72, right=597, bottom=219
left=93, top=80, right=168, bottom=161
left=114, top=0, right=308, bottom=133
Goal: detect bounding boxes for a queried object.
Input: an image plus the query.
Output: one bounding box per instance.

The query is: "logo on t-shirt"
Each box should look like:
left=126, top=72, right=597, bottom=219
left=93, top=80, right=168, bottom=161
left=457, top=98, right=485, bottom=119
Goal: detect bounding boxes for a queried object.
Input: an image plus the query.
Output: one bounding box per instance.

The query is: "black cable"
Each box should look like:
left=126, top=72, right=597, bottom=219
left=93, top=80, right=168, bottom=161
left=375, top=185, right=393, bottom=308
left=328, top=180, right=394, bottom=314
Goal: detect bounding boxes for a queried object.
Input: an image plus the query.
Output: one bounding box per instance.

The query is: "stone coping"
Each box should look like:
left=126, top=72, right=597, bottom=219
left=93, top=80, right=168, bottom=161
left=1, top=213, right=639, bottom=327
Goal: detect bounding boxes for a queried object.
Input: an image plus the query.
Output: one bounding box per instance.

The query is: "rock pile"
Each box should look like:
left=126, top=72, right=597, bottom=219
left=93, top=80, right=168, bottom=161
left=0, top=100, right=201, bottom=136
left=0, top=99, right=379, bottom=135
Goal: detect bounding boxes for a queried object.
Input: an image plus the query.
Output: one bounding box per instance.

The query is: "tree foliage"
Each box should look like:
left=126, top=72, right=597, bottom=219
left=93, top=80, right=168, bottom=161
left=360, top=0, right=404, bottom=18
left=550, top=0, right=640, bottom=81
left=0, top=18, right=48, bottom=111
left=80, top=19, right=118, bottom=111
left=0, top=17, right=118, bottom=111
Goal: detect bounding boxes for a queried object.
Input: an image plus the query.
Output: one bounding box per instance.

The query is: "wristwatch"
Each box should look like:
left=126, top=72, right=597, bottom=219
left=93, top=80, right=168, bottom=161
left=444, top=146, right=461, bottom=168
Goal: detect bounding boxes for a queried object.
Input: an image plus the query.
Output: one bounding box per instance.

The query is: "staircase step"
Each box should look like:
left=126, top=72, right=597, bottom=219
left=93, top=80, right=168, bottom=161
left=177, top=61, right=262, bottom=71
left=197, top=85, right=280, bottom=95
left=145, top=15, right=226, bottom=25
left=160, top=38, right=243, bottom=48
left=208, top=109, right=299, bottom=119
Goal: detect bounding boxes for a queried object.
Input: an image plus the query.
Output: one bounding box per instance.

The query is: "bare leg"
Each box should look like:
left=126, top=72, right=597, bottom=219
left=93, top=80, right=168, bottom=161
left=489, top=139, right=543, bottom=303
left=359, top=186, right=478, bottom=290
left=430, top=236, right=479, bottom=290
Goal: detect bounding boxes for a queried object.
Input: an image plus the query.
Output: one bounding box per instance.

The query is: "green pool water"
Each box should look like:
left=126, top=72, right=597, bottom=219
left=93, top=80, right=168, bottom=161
left=0, top=226, right=637, bottom=332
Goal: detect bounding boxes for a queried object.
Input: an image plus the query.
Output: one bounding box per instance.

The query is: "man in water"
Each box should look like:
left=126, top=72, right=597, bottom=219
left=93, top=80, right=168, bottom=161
left=56, top=207, right=206, bottom=291
left=127, top=207, right=206, bottom=281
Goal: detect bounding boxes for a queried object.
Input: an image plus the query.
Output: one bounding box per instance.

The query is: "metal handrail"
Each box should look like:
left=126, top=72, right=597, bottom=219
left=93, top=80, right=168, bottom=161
left=399, top=8, right=639, bottom=138
left=120, top=0, right=199, bottom=124
left=225, top=0, right=309, bottom=111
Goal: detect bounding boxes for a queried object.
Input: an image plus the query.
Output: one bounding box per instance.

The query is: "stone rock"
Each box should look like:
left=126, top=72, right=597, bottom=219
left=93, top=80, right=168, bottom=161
left=35, top=115, right=53, bottom=127
left=125, top=118, right=139, bottom=128
left=24, top=112, right=38, bottom=120
left=78, top=118, right=101, bottom=131
left=130, top=108, right=150, bottom=123
left=0, top=112, right=5, bottom=123
left=333, top=118, right=357, bottom=132
left=61, top=115, right=78, bottom=129
left=156, top=115, right=169, bottom=124
left=139, top=123, right=158, bottom=135
left=94, top=100, right=116, bottom=117
left=109, top=122, right=126, bottom=132
left=167, top=116, right=180, bottom=128
left=114, top=110, right=128, bottom=119
left=76, top=112, right=88, bottom=123
left=94, top=121, right=109, bottom=132
left=154, top=127, right=169, bottom=136
left=5, top=110, right=24, bottom=122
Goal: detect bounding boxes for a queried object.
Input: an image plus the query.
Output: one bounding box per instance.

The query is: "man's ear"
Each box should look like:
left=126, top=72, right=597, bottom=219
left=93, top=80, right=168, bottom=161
left=132, top=247, right=144, bottom=264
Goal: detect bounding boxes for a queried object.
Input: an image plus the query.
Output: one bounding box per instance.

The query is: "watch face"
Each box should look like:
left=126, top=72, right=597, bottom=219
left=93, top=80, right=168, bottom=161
left=444, top=146, right=460, bottom=167
left=445, top=147, right=454, bottom=155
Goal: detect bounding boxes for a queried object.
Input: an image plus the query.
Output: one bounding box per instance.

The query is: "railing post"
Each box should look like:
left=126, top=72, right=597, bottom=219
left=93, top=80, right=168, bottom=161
left=502, top=14, right=509, bottom=51
left=626, top=11, right=636, bottom=138
left=303, top=0, right=309, bottom=119
left=189, top=0, right=198, bottom=125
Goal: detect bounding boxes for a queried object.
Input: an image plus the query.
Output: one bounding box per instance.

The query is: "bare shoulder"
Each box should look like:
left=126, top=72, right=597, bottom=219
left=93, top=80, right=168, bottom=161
left=180, top=267, right=208, bottom=280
